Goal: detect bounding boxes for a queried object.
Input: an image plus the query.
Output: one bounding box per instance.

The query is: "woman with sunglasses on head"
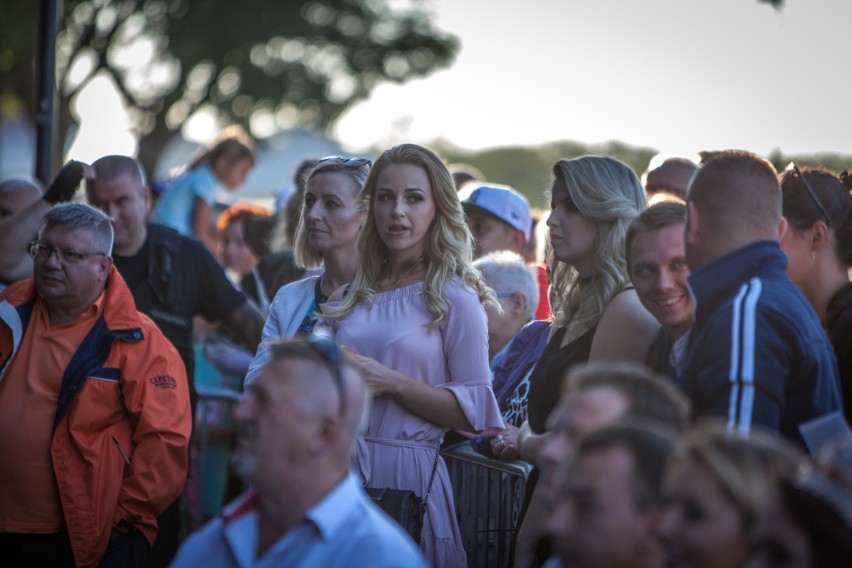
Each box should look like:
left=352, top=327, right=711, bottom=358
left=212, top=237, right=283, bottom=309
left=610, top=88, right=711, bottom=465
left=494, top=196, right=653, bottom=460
left=321, top=143, right=504, bottom=566
left=244, top=156, right=369, bottom=385
left=779, top=165, right=852, bottom=423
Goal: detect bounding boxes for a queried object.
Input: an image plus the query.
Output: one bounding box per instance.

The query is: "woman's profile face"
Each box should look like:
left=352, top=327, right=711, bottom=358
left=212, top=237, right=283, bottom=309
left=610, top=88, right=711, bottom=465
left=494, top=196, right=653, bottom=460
left=779, top=225, right=813, bottom=291
left=659, top=459, right=749, bottom=568
left=547, top=176, right=596, bottom=276
left=303, top=171, right=365, bottom=256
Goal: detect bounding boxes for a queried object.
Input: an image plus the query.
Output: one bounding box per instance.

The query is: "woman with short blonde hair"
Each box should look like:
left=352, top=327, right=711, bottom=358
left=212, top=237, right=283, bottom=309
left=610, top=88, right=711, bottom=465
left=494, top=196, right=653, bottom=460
left=244, top=156, right=369, bottom=385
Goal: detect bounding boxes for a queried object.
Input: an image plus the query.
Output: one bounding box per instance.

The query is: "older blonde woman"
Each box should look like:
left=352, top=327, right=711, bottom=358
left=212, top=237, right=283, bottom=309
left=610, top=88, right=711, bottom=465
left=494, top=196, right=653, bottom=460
left=244, top=156, right=369, bottom=385
left=322, top=143, right=503, bottom=566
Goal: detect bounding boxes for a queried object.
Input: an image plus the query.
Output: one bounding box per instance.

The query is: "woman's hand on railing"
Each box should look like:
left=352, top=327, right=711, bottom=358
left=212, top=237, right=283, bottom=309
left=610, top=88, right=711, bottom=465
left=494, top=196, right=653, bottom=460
left=490, top=425, right=521, bottom=461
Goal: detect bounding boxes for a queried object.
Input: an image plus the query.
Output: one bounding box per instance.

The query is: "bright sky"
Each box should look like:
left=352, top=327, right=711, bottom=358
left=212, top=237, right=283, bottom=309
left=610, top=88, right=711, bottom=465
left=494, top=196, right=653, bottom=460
left=334, top=0, right=852, bottom=158
left=64, top=0, right=852, bottom=168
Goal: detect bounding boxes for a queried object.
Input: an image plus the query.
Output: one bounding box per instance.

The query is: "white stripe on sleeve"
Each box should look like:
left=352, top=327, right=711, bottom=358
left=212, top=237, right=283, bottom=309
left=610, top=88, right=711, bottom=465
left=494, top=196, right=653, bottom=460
left=737, top=278, right=763, bottom=435
left=727, top=284, right=749, bottom=431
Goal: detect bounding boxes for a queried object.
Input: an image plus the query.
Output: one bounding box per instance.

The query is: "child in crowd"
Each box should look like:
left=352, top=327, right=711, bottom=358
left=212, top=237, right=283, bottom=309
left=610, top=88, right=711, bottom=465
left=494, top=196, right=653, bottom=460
left=153, top=126, right=255, bottom=255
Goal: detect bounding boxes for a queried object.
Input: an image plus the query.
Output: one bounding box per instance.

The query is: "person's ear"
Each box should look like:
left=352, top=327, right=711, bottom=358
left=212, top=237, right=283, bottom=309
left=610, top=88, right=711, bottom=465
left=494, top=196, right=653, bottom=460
left=512, top=293, right=527, bottom=319
left=143, top=186, right=152, bottom=215
left=98, top=256, right=113, bottom=282
left=311, top=416, right=339, bottom=456
left=685, top=202, right=700, bottom=245
left=512, top=230, right=526, bottom=253
left=810, top=220, right=830, bottom=251
left=777, top=216, right=789, bottom=243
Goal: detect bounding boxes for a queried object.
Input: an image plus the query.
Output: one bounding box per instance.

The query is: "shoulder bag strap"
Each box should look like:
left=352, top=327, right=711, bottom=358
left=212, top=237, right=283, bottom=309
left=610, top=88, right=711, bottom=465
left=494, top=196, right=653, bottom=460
left=421, top=438, right=443, bottom=508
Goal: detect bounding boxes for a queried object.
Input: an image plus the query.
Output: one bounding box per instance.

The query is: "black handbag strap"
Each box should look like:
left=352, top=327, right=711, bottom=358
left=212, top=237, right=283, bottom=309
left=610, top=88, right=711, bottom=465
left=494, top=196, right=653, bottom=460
left=421, top=438, right=443, bottom=508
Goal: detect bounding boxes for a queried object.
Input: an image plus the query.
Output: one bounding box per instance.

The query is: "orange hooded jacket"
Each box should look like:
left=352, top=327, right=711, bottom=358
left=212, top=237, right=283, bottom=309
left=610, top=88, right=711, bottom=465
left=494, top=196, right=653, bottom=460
left=0, top=266, right=192, bottom=567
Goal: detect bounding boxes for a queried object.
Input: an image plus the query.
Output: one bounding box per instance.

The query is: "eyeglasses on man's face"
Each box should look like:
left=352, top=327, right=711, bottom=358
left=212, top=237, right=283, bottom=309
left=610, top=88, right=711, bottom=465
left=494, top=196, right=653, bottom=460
left=28, top=241, right=107, bottom=264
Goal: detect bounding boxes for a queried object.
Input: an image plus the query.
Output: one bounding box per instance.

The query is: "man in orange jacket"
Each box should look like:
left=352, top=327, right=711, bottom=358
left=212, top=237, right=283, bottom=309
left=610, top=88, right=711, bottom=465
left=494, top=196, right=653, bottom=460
left=0, top=203, right=191, bottom=567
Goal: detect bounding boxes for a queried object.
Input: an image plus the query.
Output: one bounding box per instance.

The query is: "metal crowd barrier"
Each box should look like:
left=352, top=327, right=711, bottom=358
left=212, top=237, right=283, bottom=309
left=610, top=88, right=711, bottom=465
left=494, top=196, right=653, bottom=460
left=193, top=385, right=243, bottom=525
left=442, top=441, right=534, bottom=568
left=192, top=339, right=245, bottom=525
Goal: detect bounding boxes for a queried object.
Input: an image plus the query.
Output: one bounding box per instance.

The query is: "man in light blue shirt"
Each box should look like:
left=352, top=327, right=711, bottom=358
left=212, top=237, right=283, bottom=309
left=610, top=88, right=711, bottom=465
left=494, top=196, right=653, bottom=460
left=170, top=336, right=427, bottom=568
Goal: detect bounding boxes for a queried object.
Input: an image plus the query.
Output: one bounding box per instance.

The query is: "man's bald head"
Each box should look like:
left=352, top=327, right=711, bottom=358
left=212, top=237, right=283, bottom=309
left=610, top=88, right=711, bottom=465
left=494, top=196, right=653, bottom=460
left=265, top=339, right=367, bottom=454
left=88, top=155, right=146, bottom=196
left=232, top=338, right=368, bottom=497
left=685, top=150, right=782, bottom=269
left=645, top=158, right=698, bottom=200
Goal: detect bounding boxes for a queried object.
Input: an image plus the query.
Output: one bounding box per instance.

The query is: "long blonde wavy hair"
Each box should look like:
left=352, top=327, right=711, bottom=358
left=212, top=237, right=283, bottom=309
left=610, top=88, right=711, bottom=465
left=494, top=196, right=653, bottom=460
left=322, top=143, right=495, bottom=327
left=550, top=155, right=647, bottom=336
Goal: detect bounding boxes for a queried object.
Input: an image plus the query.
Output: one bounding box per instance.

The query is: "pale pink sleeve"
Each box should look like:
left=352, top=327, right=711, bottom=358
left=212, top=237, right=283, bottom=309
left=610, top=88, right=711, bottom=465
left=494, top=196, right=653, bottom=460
left=438, top=280, right=505, bottom=435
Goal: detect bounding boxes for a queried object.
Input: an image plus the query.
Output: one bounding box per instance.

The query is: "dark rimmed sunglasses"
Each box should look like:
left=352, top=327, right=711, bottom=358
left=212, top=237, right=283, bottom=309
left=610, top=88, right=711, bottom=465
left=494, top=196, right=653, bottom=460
left=786, top=163, right=830, bottom=228
left=318, top=156, right=372, bottom=168
left=304, top=330, right=346, bottom=415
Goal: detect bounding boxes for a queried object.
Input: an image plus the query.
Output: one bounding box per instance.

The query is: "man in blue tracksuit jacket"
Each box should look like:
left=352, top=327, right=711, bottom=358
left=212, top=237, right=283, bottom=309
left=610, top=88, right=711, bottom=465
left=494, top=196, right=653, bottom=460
left=681, top=150, right=842, bottom=447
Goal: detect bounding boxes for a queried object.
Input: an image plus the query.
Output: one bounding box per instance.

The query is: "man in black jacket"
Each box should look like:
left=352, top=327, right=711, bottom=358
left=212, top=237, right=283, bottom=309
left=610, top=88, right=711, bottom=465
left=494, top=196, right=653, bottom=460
left=85, top=155, right=263, bottom=397
left=85, top=155, right=264, bottom=567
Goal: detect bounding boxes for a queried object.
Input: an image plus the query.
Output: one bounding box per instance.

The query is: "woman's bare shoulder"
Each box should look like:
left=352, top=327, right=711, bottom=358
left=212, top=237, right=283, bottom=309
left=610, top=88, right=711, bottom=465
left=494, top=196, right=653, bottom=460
left=591, top=288, right=659, bottom=362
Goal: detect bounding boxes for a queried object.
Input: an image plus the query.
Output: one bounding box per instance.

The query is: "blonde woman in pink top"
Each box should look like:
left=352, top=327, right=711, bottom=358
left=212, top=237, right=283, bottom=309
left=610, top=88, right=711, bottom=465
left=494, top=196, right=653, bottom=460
left=323, top=144, right=504, bottom=567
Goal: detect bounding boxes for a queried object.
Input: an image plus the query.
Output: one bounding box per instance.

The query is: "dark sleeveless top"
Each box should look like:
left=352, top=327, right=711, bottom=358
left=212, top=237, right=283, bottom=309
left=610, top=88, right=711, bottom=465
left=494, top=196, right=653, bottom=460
left=526, top=324, right=596, bottom=433
left=826, top=281, right=852, bottom=425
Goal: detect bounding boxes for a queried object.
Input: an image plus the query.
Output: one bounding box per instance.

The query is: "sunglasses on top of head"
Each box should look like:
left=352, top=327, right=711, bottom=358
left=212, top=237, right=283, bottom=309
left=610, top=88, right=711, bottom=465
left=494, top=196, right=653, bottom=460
left=318, top=156, right=372, bottom=168
left=784, top=163, right=830, bottom=228
left=303, top=329, right=347, bottom=415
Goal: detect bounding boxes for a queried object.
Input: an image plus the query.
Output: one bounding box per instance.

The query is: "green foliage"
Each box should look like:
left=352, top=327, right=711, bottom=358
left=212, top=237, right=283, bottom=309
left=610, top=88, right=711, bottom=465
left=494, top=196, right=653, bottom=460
left=767, top=149, right=852, bottom=177
left=1, top=0, right=459, bottom=171
left=433, top=142, right=852, bottom=212
left=436, top=140, right=658, bottom=210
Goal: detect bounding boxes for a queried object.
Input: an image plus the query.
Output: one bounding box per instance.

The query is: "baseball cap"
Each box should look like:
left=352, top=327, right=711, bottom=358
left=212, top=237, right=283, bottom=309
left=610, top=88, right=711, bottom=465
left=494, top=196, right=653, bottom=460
left=459, top=183, right=532, bottom=241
